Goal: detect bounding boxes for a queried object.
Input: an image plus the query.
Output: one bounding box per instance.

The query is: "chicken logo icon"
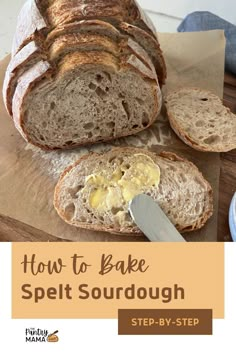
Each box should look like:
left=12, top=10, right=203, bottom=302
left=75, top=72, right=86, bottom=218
left=47, top=331, right=59, bottom=343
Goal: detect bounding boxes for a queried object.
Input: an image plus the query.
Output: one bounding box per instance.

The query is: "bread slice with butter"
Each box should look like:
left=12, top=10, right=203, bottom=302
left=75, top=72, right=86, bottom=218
left=54, top=148, right=213, bottom=235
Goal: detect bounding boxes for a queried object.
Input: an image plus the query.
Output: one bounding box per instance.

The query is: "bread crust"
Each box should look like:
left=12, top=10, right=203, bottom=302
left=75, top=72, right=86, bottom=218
left=12, top=0, right=48, bottom=56
left=166, top=88, right=236, bottom=152
left=45, top=0, right=157, bottom=38
left=54, top=148, right=213, bottom=236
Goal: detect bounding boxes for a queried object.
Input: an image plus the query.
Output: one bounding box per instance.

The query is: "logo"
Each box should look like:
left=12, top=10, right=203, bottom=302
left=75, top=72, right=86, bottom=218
left=25, top=328, right=59, bottom=343
left=47, top=331, right=59, bottom=342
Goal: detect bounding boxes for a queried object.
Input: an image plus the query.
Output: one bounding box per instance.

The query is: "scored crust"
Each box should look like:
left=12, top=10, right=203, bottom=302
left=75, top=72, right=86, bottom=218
left=54, top=148, right=213, bottom=236
left=12, top=0, right=159, bottom=56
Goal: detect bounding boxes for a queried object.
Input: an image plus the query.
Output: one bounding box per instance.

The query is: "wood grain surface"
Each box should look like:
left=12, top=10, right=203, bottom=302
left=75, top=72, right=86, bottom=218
left=0, top=73, right=235, bottom=242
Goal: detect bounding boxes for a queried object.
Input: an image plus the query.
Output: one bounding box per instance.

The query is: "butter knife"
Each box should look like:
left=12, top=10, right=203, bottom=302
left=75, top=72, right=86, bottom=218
left=129, top=194, right=186, bottom=242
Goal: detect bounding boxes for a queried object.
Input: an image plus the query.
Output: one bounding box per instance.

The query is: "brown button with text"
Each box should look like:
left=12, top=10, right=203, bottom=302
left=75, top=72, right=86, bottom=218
left=118, top=309, right=212, bottom=335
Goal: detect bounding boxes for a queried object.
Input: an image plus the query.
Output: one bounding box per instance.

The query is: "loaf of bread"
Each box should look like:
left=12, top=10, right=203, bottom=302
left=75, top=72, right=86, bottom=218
left=54, top=148, right=213, bottom=235
left=165, top=88, right=236, bottom=152
left=3, top=0, right=166, bottom=150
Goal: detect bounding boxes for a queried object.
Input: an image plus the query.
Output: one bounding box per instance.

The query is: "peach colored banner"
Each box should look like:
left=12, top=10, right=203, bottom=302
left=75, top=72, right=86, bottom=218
left=12, top=243, right=224, bottom=319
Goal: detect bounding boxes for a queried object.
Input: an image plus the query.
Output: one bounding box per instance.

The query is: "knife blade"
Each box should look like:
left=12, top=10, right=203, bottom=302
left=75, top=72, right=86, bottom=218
left=129, top=194, right=186, bottom=242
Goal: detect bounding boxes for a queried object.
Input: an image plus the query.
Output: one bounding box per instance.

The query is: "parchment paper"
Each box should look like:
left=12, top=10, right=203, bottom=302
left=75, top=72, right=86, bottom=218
left=0, top=30, right=225, bottom=242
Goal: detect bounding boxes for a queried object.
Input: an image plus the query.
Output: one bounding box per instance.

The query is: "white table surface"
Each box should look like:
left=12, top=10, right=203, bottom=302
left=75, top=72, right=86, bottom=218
left=0, top=0, right=181, bottom=60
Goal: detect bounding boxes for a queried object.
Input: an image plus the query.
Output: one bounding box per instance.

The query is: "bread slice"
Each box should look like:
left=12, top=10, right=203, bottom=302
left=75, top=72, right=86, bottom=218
left=12, top=51, right=161, bottom=150
left=12, top=0, right=48, bottom=56
left=47, top=19, right=166, bottom=85
left=54, top=148, right=213, bottom=235
left=166, top=88, right=236, bottom=152
left=3, top=41, right=46, bottom=116
left=119, top=22, right=166, bottom=86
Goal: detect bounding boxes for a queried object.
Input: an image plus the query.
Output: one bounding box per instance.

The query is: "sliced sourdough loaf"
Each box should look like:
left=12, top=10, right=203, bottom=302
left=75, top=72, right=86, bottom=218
left=54, top=148, right=213, bottom=235
left=12, top=51, right=161, bottom=150
left=166, top=88, right=236, bottom=152
left=5, top=0, right=166, bottom=150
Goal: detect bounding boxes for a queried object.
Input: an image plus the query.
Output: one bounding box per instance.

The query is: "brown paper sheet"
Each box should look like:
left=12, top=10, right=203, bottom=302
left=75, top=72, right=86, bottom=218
left=0, top=30, right=225, bottom=242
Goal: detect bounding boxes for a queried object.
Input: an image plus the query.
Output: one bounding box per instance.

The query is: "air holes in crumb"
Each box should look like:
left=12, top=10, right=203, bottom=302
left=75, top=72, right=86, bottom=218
left=64, top=141, right=74, bottom=146
left=132, top=124, right=139, bottom=129
left=200, top=98, right=208, bottom=101
left=68, top=185, right=83, bottom=198
left=84, top=122, right=94, bottom=130
left=40, top=135, right=45, bottom=141
left=103, top=72, right=112, bottom=82
left=42, top=121, right=47, bottom=128
left=95, top=87, right=107, bottom=99
left=136, top=97, right=144, bottom=105
left=50, top=102, right=56, bottom=109
left=65, top=204, right=75, bottom=220
left=108, top=156, right=116, bottom=163
left=89, top=82, right=96, bottom=90
left=180, top=173, right=187, bottom=183
left=122, top=100, right=130, bottom=119
left=195, top=120, right=205, bottom=127
left=96, top=74, right=102, bottom=83
left=87, top=132, right=93, bottom=138
left=203, top=135, right=221, bottom=144
left=142, top=112, right=149, bottom=127
left=124, top=163, right=131, bottom=170
left=111, top=207, right=123, bottom=215
left=195, top=202, right=200, bottom=214
left=107, top=122, right=115, bottom=129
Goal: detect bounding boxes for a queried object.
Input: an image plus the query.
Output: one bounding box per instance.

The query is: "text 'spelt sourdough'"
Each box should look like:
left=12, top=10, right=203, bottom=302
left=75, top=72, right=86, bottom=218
left=3, top=0, right=166, bottom=150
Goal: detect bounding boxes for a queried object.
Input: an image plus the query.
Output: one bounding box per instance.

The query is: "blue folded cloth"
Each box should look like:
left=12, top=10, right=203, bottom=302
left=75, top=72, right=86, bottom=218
left=178, top=11, right=236, bottom=75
